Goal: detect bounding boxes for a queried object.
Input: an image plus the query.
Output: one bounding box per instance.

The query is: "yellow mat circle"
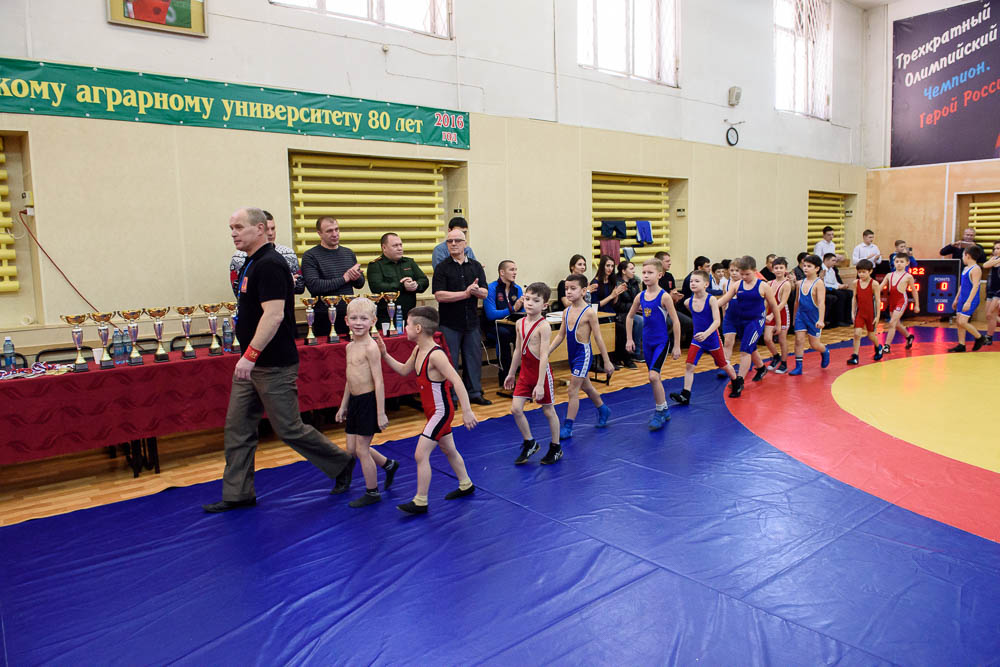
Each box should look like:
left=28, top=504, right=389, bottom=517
left=831, top=353, right=1000, bottom=474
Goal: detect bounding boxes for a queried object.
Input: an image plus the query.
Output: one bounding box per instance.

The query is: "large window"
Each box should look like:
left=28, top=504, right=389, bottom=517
left=577, top=0, right=678, bottom=86
left=271, top=0, right=451, bottom=38
left=774, top=0, right=831, bottom=120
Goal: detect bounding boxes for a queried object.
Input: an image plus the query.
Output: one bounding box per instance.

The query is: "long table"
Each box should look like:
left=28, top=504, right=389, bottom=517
left=0, top=333, right=438, bottom=467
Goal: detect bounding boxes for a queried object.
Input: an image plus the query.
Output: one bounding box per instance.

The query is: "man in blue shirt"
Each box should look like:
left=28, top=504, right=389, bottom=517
left=483, top=260, right=524, bottom=382
left=432, top=216, right=477, bottom=269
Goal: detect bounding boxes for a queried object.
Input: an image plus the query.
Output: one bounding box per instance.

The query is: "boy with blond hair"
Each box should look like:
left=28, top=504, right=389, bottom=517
left=334, top=297, right=399, bottom=507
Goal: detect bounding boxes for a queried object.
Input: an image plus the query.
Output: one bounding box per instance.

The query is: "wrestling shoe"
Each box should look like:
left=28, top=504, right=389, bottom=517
left=596, top=404, right=611, bottom=428
left=873, top=345, right=884, bottom=361
left=847, top=354, right=859, bottom=365
left=648, top=409, right=670, bottom=431
left=445, top=485, right=475, bottom=500
left=559, top=421, right=573, bottom=440
left=397, top=501, right=428, bottom=515
left=905, top=334, right=915, bottom=350
left=752, top=365, right=768, bottom=382
left=882, top=343, right=891, bottom=355
left=821, top=349, right=830, bottom=368
left=348, top=492, right=381, bottom=508
left=729, top=376, right=744, bottom=398
left=668, top=391, right=690, bottom=406
left=986, top=335, right=994, bottom=346
left=540, top=444, right=563, bottom=464
left=382, top=459, right=399, bottom=490
left=973, top=335, right=987, bottom=351
left=947, top=344, right=966, bottom=353
left=768, top=355, right=781, bottom=369
left=514, top=440, right=540, bottom=465
left=775, top=361, right=788, bottom=374
left=788, top=362, right=803, bottom=376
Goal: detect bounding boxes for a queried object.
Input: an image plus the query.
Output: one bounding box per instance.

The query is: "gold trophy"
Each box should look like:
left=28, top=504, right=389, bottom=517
left=59, top=314, right=90, bottom=372
left=321, top=296, right=341, bottom=343
left=175, top=306, right=198, bottom=359
left=382, top=291, right=400, bottom=335
left=301, top=297, right=319, bottom=345
left=341, top=295, right=356, bottom=340
left=366, top=294, right=384, bottom=336
left=117, top=309, right=145, bottom=366
left=221, top=301, right=240, bottom=354
left=143, top=307, right=171, bottom=362
left=88, top=312, right=116, bottom=369
left=199, top=303, right=224, bottom=356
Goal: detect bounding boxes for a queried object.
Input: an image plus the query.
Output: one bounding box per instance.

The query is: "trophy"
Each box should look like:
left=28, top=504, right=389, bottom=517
left=88, top=312, right=116, bottom=369
left=175, top=306, right=198, bottom=359
left=321, top=296, right=341, bottom=343
left=301, top=297, right=319, bottom=345
left=382, top=291, right=400, bottom=335
left=59, top=314, right=90, bottom=372
left=221, top=301, right=240, bottom=353
left=341, top=295, right=356, bottom=340
left=143, top=307, right=171, bottom=362
left=199, top=303, right=224, bottom=356
left=366, top=294, right=384, bottom=336
left=117, top=309, right=145, bottom=366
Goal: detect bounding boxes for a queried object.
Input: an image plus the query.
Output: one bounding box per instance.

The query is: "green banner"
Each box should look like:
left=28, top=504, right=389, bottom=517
left=0, top=57, right=470, bottom=149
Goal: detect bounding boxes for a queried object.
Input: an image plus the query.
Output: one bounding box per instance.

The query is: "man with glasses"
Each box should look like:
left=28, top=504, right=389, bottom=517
left=432, top=228, right=492, bottom=405
left=432, top=216, right=477, bottom=269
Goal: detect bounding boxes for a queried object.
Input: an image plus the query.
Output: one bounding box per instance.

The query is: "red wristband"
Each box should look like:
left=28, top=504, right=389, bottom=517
left=244, top=345, right=262, bottom=362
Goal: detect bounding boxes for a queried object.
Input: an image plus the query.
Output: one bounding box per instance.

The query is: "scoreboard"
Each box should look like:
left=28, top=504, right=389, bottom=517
left=876, top=259, right=961, bottom=317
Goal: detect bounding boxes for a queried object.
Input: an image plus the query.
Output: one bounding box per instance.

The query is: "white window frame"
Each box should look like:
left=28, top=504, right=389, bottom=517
left=577, top=0, right=679, bottom=87
left=773, top=0, right=832, bottom=120
left=270, top=0, right=452, bottom=40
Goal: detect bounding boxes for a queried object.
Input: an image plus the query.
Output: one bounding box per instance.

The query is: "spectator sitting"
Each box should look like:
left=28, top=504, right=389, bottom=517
left=851, top=229, right=882, bottom=266
left=591, top=254, right=627, bottom=310
left=431, top=216, right=477, bottom=269
left=793, top=251, right=809, bottom=281
left=822, top=253, right=853, bottom=327
left=710, top=263, right=726, bottom=296
left=483, top=259, right=524, bottom=383
left=615, top=260, right=644, bottom=364
left=761, top=254, right=777, bottom=281
left=681, top=256, right=711, bottom=300
left=556, top=254, right=598, bottom=310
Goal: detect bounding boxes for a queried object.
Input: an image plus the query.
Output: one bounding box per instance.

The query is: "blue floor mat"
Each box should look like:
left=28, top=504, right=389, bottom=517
left=2, top=327, right=999, bottom=665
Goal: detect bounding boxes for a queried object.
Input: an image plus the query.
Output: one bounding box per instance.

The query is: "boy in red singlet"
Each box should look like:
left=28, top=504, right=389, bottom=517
left=504, top=282, right=561, bottom=465
left=848, top=259, right=884, bottom=365
left=879, top=253, right=918, bottom=354
left=763, top=256, right=793, bottom=373
left=377, top=307, right=477, bottom=515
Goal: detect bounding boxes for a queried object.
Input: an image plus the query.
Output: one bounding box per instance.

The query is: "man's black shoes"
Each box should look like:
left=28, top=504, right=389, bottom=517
left=202, top=498, right=256, bottom=513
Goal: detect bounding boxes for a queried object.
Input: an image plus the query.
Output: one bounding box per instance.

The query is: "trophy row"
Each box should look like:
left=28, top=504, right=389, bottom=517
left=303, top=291, right=401, bottom=345
left=58, top=291, right=402, bottom=372
left=58, top=303, right=239, bottom=372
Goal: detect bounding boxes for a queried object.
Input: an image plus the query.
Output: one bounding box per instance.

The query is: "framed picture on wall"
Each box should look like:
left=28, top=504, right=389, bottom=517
left=107, top=1, right=207, bottom=37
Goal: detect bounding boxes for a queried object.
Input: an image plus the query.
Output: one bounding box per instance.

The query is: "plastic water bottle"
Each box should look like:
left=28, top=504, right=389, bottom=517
left=123, top=330, right=133, bottom=357
left=112, top=330, right=125, bottom=366
left=222, top=318, right=234, bottom=353
left=2, top=337, right=13, bottom=371
left=394, top=306, right=404, bottom=334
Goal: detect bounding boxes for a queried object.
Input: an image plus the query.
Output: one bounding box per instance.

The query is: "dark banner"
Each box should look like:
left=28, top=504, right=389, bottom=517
left=0, top=57, right=469, bottom=149
left=891, top=1, right=997, bottom=166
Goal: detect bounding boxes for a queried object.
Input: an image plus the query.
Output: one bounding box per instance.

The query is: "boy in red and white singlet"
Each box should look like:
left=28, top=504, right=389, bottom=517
left=848, top=259, right=884, bottom=365
left=504, top=282, right=562, bottom=465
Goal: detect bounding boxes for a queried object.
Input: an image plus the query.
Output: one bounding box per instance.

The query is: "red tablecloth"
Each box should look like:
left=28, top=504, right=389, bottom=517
left=0, top=333, right=440, bottom=465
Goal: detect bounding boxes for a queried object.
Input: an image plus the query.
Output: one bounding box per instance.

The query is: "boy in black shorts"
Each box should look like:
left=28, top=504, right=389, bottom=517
left=335, top=297, right=399, bottom=507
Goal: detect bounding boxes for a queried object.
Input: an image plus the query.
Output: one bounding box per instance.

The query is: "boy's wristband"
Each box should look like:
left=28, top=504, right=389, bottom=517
left=244, top=345, right=262, bottom=362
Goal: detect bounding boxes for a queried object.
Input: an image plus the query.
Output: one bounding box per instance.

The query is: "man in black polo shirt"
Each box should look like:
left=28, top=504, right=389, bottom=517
left=203, top=207, right=352, bottom=513
left=432, top=228, right=492, bottom=405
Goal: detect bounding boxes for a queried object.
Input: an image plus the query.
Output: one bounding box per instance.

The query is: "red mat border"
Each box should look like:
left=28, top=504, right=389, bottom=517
left=725, top=343, right=1000, bottom=543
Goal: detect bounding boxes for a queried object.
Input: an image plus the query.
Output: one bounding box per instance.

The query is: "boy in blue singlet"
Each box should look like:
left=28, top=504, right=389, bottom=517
left=718, top=262, right=743, bottom=378
left=668, top=270, right=738, bottom=405
left=949, top=245, right=988, bottom=352
left=789, top=254, right=830, bottom=375
left=625, top=258, right=681, bottom=429
left=715, top=256, right=781, bottom=397
left=549, top=274, right=615, bottom=439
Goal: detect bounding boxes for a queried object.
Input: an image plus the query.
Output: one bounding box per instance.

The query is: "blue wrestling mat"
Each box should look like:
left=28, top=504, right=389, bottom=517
left=2, top=328, right=999, bottom=664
